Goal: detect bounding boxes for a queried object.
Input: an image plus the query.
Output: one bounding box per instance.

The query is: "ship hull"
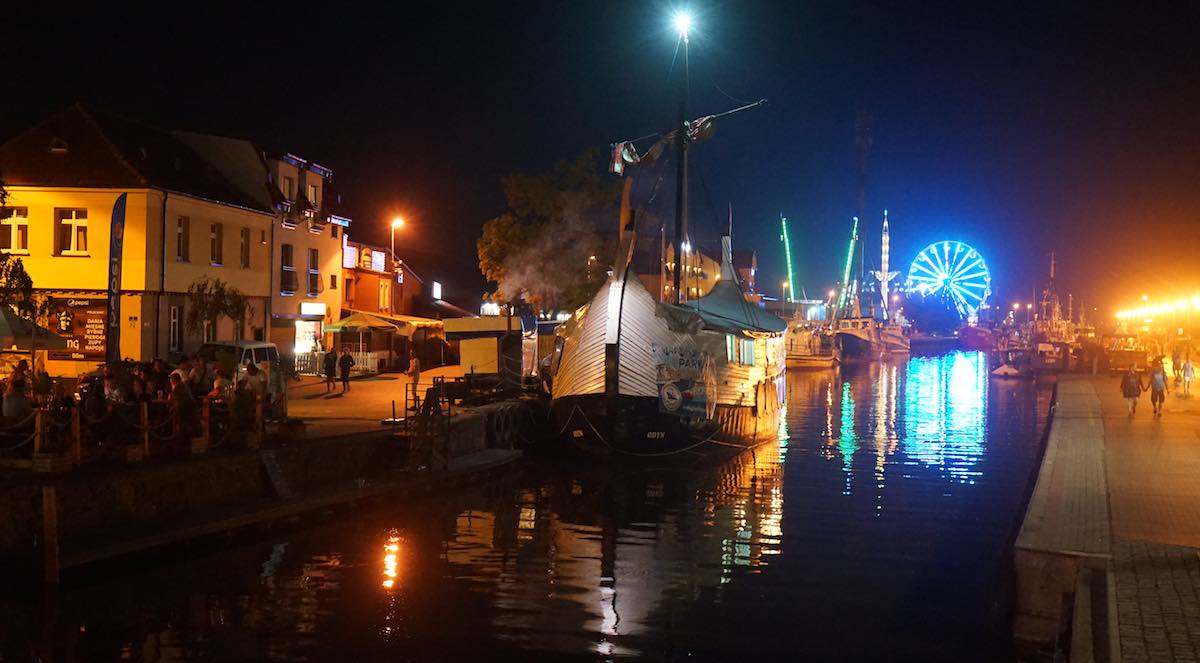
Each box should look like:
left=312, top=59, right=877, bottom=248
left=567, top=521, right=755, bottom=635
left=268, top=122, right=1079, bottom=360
left=552, top=391, right=781, bottom=462
left=836, top=330, right=879, bottom=359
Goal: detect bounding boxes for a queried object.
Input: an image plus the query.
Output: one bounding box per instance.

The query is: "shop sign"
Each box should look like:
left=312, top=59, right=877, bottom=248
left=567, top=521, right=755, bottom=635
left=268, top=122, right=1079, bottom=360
left=48, top=298, right=107, bottom=361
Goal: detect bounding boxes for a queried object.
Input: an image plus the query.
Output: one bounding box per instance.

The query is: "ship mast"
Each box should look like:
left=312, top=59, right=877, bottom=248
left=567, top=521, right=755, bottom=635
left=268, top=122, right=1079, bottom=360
left=671, top=20, right=690, bottom=305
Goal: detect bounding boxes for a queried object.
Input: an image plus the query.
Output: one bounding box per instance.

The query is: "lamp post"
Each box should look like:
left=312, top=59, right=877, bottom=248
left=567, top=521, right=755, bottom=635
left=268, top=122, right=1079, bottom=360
left=1026, top=302, right=1033, bottom=324
left=781, top=281, right=790, bottom=318
left=390, top=217, right=405, bottom=264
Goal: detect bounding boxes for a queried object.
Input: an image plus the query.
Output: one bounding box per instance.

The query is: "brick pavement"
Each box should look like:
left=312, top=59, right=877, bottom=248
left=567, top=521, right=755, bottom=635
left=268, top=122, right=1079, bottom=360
left=1088, top=376, right=1200, bottom=662
left=285, top=365, right=463, bottom=437
left=1113, top=540, right=1200, bottom=663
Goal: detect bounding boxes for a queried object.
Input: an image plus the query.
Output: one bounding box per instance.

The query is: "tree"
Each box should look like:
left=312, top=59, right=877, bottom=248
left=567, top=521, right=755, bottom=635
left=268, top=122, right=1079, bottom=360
left=477, top=149, right=622, bottom=312
left=186, top=277, right=249, bottom=339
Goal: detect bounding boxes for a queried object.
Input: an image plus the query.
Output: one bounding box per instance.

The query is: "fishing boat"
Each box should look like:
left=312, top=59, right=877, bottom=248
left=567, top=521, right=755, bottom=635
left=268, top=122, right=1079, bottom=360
left=832, top=211, right=910, bottom=360
left=786, top=321, right=839, bottom=369
left=959, top=324, right=995, bottom=351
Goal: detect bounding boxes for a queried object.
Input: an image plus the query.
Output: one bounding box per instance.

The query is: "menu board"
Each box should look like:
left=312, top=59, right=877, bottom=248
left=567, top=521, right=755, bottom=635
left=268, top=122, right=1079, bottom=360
left=47, top=297, right=107, bottom=361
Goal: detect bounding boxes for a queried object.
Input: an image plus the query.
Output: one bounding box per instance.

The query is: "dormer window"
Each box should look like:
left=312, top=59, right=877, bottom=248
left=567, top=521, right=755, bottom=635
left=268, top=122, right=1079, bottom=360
left=48, top=138, right=68, bottom=154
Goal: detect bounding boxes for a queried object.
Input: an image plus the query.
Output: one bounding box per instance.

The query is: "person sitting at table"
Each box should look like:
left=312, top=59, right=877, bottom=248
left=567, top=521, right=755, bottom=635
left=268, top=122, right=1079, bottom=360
left=2, top=379, right=32, bottom=421
left=128, top=377, right=153, bottom=404
left=168, top=373, right=197, bottom=438
left=207, top=368, right=233, bottom=401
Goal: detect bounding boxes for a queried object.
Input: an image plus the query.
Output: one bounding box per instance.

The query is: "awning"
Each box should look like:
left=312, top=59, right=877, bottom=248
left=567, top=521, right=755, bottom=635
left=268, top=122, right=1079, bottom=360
left=343, top=308, right=442, bottom=337
left=323, top=311, right=399, bottom=334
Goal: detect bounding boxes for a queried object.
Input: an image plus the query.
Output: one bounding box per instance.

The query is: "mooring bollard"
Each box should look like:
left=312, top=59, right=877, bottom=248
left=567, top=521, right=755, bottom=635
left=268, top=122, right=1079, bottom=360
left=41, top=485, right=59, bottom=585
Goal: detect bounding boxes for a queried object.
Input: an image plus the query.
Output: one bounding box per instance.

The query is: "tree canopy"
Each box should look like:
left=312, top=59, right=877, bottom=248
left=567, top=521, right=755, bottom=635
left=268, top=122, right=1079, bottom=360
left=187, top=277, right=249, bottom=338
left=477, top=150, right=622, bottom=312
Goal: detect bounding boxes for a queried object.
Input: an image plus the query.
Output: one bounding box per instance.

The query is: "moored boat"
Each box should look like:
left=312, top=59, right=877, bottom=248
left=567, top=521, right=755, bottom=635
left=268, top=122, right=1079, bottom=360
left=786, top=322, right=839, bottom=369
left=549, top=234, right=786, bottom=460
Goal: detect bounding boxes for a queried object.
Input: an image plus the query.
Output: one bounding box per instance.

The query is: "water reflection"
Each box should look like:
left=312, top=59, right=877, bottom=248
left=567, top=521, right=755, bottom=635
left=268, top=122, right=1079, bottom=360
left=903, top=351, right=988, bottom=484
left=5, top=351, right=1049, bottom=662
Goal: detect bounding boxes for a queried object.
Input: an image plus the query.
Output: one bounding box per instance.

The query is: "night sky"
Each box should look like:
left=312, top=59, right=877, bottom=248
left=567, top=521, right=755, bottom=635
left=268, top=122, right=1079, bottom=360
left=4, top=2, right=1198, bottom=314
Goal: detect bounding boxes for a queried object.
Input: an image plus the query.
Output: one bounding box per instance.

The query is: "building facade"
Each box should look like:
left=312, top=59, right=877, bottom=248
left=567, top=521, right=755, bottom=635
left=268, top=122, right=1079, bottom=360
left=175, top=133, right=350, bottom=356
left=0, top=105, right=275, bottom=375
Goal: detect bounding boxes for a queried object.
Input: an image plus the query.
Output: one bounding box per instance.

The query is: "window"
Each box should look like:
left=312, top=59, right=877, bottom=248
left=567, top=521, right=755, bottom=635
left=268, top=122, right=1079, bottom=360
left=307, top=183, right=319, bottom=207
left=330, top=224, right=338, bottom=239
left=725, top=335, right=756, bottom=366
left=210, top=222, right=224, bottom=265
left=281, top=176, right=295, bottom=200
left=330, top=274, right=337, bottom=290
left=203, top=320, right=215, bottom=342
left=0, top=207, right=29, bottom=254
left=280, top=243, right=297, bottom=294
left=307, top=248, right=320, bottom=296
left=379, top=279, right=391, bottom=310
left=176, top=216, right=190, bottom=261
left=169, top=306, right=181, bottom=352
left=54, top=209, right=88, bottom=255
left=239, top=227, right=250, bottom=268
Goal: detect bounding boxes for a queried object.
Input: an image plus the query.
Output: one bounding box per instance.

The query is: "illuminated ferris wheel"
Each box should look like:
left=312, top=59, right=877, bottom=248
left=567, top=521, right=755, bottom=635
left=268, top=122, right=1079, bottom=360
left=906, top=241, right=992, bottom=318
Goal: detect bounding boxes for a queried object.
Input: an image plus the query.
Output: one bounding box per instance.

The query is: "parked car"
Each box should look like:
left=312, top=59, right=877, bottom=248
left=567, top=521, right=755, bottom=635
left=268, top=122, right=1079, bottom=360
left=196, top=341, right=280, bottom=378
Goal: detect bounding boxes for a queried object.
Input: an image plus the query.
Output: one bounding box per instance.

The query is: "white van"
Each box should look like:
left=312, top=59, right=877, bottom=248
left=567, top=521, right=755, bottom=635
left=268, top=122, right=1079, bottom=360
left=197, top=340, right=280, bottom=377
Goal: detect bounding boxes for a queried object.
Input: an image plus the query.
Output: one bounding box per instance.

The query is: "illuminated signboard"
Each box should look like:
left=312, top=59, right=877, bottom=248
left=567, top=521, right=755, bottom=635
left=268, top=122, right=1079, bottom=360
left=300, top=302, right=327, bottom=317
left=432, top=281, right=443, bottom=300
left=48, top=298, right=106, bottom=360
left=370, top=251, right=386, bottom=273
left=343, top=246, right=358, bottom=269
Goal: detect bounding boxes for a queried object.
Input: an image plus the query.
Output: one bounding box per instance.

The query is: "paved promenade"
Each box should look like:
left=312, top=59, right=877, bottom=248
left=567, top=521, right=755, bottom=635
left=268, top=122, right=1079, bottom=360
left=285, top=365, right=464, bottom=437
left=1090, top=375, right=1200, bottom=662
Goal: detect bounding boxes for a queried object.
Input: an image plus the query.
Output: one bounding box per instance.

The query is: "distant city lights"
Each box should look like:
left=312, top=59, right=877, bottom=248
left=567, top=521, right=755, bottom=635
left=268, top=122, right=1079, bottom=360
left=1115, top=295, right=1200, bottom=320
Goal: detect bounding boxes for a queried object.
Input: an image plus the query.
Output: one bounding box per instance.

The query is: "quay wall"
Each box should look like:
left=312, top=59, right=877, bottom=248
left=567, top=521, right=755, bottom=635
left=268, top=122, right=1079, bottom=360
left=0, top=431, right=398, bottom=563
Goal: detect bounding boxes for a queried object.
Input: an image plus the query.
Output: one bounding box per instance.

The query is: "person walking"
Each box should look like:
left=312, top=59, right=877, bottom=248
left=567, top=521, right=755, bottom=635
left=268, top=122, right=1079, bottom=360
left=1183, top=357, right=1194, bottom=398
left=1147, top=361, right=1170, bottom=417
left=1120, top=365, right=1143, bottom=416
left=338, top=349, right=355, bottom=393
left=406, top=352, right=422, bottom=409
left=323, top=350, right=337, bottom=393
left=1172, top=348, right=1183, bottom=382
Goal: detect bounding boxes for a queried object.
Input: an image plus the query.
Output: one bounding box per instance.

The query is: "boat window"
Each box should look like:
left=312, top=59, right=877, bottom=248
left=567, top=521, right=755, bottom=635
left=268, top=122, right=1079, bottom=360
left=726, top=335, right=755, bottom=366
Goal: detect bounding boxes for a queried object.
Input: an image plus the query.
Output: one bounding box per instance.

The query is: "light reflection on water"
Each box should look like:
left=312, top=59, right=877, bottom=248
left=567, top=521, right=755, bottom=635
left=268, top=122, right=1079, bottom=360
left=12, top=351, right=1051, bottom=662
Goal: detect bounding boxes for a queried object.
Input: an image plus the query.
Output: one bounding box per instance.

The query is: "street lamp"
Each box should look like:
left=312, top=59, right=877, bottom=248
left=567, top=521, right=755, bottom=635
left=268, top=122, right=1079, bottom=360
left=673, top=11, right=692, bottom=39
left=390, top=217, right=405, bottom=265
left=1026, top=302, right=1033, bottom=324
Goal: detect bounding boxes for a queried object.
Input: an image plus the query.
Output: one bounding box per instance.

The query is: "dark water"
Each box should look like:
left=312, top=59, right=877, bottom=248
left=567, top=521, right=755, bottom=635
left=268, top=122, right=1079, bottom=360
left=3, top=351, right=1053, bottom=662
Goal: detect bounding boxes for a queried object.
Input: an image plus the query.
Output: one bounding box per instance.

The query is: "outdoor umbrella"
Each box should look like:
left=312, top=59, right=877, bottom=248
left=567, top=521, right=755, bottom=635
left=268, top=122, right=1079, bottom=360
left=322, top=312, right=399, bottom=353
left=0, top=308, right=69, bottom=352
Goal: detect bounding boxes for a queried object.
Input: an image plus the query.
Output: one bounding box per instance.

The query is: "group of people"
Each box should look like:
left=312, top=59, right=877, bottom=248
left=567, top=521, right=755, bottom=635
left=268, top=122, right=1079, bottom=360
left=1120, top=355, right=1194, bottom=417
left=319, top=347, right=423, bottom=406
left=322, top=349, right=358, bottom=394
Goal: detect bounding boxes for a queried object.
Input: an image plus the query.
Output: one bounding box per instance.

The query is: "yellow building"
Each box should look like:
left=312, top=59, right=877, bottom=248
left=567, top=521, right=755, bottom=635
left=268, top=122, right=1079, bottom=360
left=0, top=105, right=277, bottom=375
left=176, top=134, right=349, bottom=355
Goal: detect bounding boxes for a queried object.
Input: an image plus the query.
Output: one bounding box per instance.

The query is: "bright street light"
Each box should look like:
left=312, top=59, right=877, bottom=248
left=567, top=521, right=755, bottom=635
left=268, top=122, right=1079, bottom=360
left=390, top=216, right=406, bottom=271
left=673, top=12, right=692, bottom=38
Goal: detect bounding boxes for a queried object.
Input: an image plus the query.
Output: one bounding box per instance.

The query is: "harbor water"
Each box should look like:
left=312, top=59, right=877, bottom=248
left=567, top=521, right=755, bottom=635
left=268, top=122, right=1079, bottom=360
left=3, top=351, right=1053, bottom=661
